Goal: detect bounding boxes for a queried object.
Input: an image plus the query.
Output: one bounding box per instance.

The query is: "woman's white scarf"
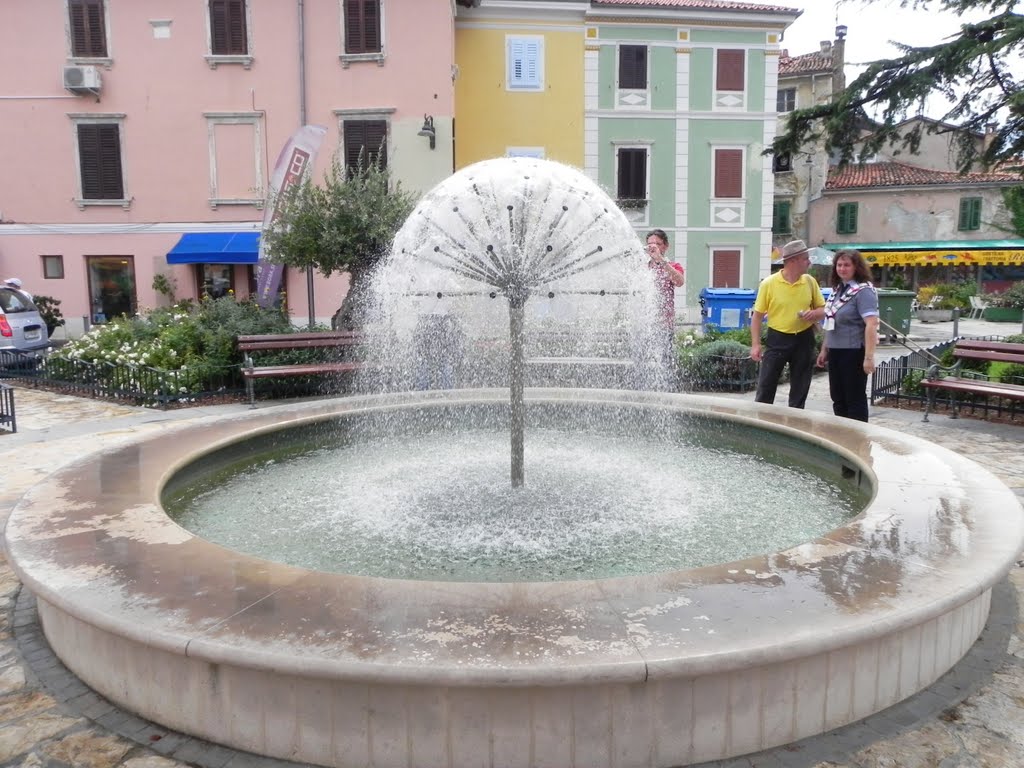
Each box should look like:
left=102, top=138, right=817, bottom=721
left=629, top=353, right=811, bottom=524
left=824, top=281, right=873, bottom=320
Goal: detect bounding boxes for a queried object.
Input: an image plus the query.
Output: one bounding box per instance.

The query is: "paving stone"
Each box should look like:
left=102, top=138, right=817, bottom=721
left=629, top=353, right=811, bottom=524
left=0, top=712, right=83, bottom=762
left=39, top=728, right=133, bottom=768
left=123, top=756, right=189, bottom=768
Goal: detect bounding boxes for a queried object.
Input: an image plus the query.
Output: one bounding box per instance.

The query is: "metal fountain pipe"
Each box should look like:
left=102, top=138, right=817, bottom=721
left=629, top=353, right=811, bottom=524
left=507, top=286, right=528, bottom=488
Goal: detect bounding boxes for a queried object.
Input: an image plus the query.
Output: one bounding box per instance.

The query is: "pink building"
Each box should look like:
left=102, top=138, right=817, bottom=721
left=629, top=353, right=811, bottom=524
left=0, top=0, right=455, bottom=337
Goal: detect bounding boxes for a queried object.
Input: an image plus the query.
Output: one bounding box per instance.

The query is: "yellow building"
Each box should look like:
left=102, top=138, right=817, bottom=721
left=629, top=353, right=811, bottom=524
left=454, top=2, right=586, bottom=168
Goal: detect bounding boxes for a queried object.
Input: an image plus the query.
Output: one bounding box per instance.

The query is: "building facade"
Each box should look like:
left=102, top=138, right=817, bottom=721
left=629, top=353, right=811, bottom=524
left=584, top=0, right=800, bottom=319
left=0, top=0, right=455, bottom=336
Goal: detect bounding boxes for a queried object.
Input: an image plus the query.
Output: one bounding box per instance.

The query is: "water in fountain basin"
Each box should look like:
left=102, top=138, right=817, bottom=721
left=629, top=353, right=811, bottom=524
left=166, top=418, right=862, bottom=582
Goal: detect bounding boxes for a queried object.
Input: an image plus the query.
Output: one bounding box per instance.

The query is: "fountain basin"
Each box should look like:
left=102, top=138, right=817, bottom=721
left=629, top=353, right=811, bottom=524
left=5, top=389, right=1023, bottom=767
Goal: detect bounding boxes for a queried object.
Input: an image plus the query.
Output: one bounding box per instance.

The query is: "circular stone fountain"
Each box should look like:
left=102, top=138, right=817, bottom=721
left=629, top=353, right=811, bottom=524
left=5, top=158, right=1024, bottom=767
left=4, top=391, right=1023, bottom=767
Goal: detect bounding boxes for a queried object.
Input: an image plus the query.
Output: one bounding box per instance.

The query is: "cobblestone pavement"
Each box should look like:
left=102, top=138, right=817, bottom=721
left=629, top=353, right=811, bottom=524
left=1, top=321, right=1023, bottom=768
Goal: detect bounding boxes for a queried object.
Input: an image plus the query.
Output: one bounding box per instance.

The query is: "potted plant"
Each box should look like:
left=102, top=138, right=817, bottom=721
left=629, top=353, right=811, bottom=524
left=983, top=283, right=1024, bottom=322
left=914, top=285, right=954, bottom=322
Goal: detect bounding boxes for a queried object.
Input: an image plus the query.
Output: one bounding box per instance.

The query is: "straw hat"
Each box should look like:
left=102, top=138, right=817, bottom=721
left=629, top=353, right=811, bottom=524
left=780, top=240, right=809, bottom=260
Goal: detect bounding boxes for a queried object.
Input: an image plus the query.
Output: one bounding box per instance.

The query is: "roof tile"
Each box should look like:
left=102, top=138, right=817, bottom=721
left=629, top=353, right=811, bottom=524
left=826, top=161, right=1018, bottom=190
left=779, top=50, right=832, bottom=76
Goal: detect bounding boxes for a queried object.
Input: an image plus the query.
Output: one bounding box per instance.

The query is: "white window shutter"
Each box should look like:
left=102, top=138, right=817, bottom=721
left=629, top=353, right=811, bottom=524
left=507, top=36, right=542, bottom=90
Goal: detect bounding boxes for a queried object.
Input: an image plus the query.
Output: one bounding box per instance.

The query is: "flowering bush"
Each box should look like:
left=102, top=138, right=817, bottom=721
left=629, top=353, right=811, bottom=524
left=985, top=283, right=1024, bottom=310
left=53, top=296, right=293, bottom=376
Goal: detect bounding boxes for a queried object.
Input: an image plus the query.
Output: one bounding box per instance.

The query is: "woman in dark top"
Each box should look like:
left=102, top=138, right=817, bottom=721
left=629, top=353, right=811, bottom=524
left=815, top=249, right=879, bottom=422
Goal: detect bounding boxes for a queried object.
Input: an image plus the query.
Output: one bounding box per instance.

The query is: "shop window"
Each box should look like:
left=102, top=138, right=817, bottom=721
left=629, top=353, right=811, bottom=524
left=86, top=256, right=135, bottom=323
left=197, top=264, right=235, bottom=300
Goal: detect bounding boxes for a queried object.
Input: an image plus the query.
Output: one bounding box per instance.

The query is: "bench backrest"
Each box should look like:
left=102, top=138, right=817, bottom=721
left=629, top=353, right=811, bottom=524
left=953, top=339, right=1024, bottom=366
left=238, top=331, right=363, bottom=352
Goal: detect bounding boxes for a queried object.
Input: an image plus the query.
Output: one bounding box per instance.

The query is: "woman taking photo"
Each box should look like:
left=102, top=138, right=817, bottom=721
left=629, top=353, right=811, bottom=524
left=815, top=249, right=879, bottom=422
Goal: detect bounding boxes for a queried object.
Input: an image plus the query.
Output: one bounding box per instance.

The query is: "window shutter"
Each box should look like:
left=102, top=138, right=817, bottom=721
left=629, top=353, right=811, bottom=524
left=617, top=148, right=646, bottom=200
left=345, top=0, right=381, bottom=54
left=772, top=201, right=791, bottom=234
left=344, top=120, right=387, bottom=173
left=716, top=49, right=745, bottom=92
left=507, top=37, right=541, bottom=89
left=837, top=203, right=858, bottom=234
left=959, top=197, right=982, bottom=230
left=714, top=149, right=743, bottom=198
left=78, top=124, right=123, bottom=200
left=712, top=250, right=741, bottom=288
left=618, top=45, right=647, bottom=89
left=971, top=198, right=982, bottom=229
left=210, top=0, right=247, bottom=55
left=69, top=0, right=107, bottom=58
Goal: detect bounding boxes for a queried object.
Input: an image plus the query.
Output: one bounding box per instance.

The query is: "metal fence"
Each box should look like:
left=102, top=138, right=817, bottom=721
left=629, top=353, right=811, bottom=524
left=0, top=382, right=15, bottom=433
left=0, top=351, right=245, bottom=408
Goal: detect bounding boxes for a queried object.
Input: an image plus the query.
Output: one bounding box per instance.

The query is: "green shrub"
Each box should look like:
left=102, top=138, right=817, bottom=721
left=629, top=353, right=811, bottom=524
left=986, top=283, right=1024, bottom=310
left=988, top=362, right=1024, bottom=384
left=901, top=369, right=925, bottom=396
left=679, top=339, right=755, bottom=390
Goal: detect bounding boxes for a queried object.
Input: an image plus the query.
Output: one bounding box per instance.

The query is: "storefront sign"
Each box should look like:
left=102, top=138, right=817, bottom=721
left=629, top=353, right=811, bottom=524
left=862, top=249, right=1024, bottom=267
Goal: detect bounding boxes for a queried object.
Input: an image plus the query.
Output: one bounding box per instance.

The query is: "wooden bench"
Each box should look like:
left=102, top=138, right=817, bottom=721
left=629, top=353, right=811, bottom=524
left=237, top=331, right=366, bottom=407
left=921, top=339, right=1024, bottom=421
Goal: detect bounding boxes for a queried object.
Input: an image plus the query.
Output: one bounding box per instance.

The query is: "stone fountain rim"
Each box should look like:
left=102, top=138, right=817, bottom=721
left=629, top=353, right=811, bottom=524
left=5, top=388, right=1023, bottom=688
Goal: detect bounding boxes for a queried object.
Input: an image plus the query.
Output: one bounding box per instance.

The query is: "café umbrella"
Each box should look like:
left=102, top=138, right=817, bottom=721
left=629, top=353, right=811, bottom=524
left=771, top=246, right=836, bottom=267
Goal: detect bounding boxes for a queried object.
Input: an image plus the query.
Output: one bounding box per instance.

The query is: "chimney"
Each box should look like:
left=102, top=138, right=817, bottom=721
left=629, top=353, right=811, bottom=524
left=832, top=24, right=848, bottom=92
left=819, top=40, right=832, bottom=55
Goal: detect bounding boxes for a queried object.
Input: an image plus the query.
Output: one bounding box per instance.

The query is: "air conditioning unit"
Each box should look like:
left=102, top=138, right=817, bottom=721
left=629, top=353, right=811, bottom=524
left=63, top=64, right=102, bottom=92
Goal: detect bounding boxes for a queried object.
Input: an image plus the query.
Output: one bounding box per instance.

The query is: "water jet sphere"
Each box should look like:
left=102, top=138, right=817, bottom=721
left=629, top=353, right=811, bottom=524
left=5, top=159, right=1023, bottom=767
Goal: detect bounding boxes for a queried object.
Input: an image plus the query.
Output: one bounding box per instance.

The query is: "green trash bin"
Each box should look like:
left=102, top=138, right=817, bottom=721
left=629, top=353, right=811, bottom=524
left=876, top=289, right=915, bottom=339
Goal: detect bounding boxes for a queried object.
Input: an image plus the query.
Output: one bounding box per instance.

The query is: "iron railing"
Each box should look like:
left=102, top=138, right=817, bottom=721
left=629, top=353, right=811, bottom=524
left=0, top=352, right=245, bottom=408
left=0, top=382, right=15, bottom=433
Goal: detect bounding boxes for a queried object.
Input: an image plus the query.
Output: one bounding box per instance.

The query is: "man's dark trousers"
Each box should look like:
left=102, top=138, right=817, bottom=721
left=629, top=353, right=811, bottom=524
left=754, top=327, right=816, bottom=408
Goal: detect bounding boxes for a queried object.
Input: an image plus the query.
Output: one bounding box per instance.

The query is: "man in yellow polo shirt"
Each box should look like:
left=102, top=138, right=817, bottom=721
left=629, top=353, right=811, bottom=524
left=750, top=239, right=826, bottom=408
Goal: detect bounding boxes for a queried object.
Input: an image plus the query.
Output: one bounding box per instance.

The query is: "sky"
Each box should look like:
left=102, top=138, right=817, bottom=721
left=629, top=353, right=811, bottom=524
left=778, top=0, right=991, bottom=118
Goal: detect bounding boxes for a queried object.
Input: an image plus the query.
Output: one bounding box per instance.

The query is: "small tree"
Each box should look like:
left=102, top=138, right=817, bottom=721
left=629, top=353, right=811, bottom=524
left=261, top=151, right=417, bottom=327
left=772, top=0, right=1024, bottom=174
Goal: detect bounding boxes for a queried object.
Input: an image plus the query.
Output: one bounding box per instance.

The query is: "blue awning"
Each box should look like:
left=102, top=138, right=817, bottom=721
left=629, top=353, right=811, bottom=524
left=166, top=232, right=260, bottom=264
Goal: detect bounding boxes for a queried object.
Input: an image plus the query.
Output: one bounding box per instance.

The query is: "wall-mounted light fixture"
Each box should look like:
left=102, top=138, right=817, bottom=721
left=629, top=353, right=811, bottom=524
left=418, top=114, right=436, bottom=150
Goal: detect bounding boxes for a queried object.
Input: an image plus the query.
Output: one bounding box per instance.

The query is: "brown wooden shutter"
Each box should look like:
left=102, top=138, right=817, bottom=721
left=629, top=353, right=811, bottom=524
left=714, top=149, right=743, bottom=198
left=617, top=148, right=646, bottom=200
left=618, top=45, right=647, bottom=89
left=716, top=49, right=745, bottom=91
left=344, top=120, right=387, bottom=173
left=69, top=0, right=107, bottom=58
left=78, top=124, right=123, bottom=200
left=712, top=250, right=741, bottom=288
left=345, top=0, right=381, bottom=54
left=210, top=0, right=247, bottom=55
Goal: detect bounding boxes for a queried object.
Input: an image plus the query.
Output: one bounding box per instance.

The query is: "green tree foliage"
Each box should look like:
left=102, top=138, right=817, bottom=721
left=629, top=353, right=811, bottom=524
left=261, top=152, right=417, bottom=317
left=772, top=0, right=1024, bottom=173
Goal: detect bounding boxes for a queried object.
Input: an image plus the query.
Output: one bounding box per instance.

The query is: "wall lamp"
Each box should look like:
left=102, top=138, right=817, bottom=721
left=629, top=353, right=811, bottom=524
left=418, top=114, right=436, bottom=150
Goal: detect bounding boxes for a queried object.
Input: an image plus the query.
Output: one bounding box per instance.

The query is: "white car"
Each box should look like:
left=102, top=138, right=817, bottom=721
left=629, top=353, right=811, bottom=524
left=0, top=286, right=49, bottom=355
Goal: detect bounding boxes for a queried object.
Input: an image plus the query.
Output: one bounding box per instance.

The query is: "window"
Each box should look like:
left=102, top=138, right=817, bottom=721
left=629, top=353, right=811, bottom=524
left=76, top=121, right=125, bottom=202
left=616, top=148, right=647, bottom=206
left=343, top=119, right=387, bottom=174
left=42, top=256, right=65, bottom=280
left=773, top=152, right=793, bottom=173
left=713, top=148, right=743, bottom=199
left=712, top=250, right=741, bottom=288
left=86, top=256, right=135, bottom=323
left=618, top=45, right=647, bottom=90
left=837, top=202, right=858, bottom=234
left=772, top=201, right=792, bottom=234
left=197, top=265, right=235, bottom=300
left=776, top=88, right=796, bottom=113
left=68, top=0, right=107, bottom=58
left=209, top=0, right=248, bottom=55
left=958, top=197, right=982, bottom=231
left=344, top=0, right=381, bottom=54
left=507, top=36, right=543, bottom=91
left=716, top=49, right=745, bottom=92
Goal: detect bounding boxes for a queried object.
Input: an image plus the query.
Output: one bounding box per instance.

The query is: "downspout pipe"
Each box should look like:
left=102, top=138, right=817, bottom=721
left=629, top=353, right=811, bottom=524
left=299, top=0, right=316, bottom=329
